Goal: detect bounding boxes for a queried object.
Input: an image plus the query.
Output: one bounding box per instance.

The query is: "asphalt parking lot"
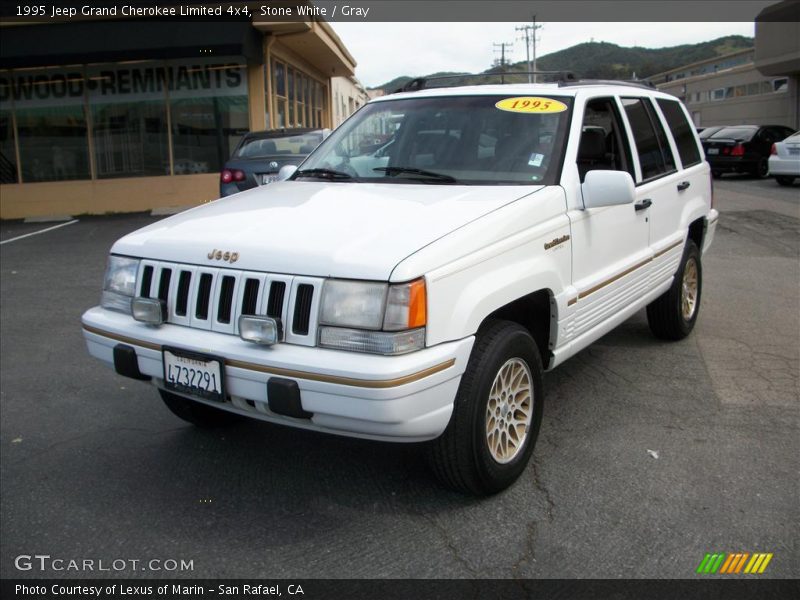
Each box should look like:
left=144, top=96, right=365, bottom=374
left=1, top=174, right=798, bottom=580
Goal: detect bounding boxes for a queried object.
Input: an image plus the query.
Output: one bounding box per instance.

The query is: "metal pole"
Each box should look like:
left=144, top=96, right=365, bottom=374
left=516, top=25, right=533, bottom=83
left=532, top=16, right=538, bottom=83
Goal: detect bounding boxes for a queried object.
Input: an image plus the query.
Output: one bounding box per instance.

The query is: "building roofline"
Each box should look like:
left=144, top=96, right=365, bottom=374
left=647, top=47, right=754, bottom=81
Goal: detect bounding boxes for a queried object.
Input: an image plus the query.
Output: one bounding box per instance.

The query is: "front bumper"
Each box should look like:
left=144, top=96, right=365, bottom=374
left=81, top=307, right=473, bottom=442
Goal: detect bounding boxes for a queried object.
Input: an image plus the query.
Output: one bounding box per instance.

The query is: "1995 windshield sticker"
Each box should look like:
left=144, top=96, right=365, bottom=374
left=495, top=97, right=568, bottom=114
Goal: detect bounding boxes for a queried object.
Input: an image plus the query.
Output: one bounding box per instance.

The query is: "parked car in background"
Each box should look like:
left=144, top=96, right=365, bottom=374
left=702, top=124, right=794, bottom=179
left=768, top=130, right=800, bottom=186
left=220, top=128, right=328, bottom=197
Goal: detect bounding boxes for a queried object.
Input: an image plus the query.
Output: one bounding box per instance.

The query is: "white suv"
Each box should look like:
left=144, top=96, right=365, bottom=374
left=82, top=77, right=718, bottom=495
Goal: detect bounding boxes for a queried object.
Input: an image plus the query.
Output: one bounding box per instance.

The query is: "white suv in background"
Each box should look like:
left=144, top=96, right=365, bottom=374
left=83, top=76, right=718, bottom=495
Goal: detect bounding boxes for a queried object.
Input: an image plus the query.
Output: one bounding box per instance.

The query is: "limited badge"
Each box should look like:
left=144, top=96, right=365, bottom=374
left=495, top=97, right=568, bottom=114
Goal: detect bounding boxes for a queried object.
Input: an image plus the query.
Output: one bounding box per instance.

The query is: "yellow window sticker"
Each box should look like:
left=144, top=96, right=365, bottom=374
left=495, top=97, right=568, bottom=114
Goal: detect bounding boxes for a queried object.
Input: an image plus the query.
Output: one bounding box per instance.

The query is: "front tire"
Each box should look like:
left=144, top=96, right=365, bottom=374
left=159, top=389, right=242, bottom=427
left=776, top=176, right=795, bottom=186
left=427, top=320, right=544, bottom=495
left=646, top=240, right=702, bottom=340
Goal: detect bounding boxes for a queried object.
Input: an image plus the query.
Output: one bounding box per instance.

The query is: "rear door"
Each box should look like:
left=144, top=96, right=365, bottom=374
left=619, top=96, right=684, bottom=258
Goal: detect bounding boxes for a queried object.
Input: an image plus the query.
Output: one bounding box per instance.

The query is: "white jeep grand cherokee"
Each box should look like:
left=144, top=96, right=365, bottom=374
left=83, top=77, right=718, bottom=495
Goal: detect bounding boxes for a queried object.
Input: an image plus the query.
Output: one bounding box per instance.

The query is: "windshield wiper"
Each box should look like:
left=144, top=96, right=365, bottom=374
left=294, top=168, right=355, bottom=181
left=373, top=166, right=458, bottom=184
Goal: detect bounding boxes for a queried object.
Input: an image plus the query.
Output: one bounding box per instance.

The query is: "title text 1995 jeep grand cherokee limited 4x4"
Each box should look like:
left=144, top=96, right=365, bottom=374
left=82, top=75, right=718, bottom=495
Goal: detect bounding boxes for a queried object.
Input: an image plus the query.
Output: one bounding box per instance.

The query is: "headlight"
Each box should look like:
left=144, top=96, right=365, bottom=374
left=100, top=255, right=140, bottom=313
left=319, top=278, right=427, bottom=355
left=320, top=280, right=387, bottom=329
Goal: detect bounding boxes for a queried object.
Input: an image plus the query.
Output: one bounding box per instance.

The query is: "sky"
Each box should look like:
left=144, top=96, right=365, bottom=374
left=329, top=22, right=756, bottom=88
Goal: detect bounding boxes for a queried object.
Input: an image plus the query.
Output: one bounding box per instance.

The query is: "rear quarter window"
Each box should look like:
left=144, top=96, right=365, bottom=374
left=657, top=99, right=701, bottom=168
left=622, top=97, right=676, bottom=181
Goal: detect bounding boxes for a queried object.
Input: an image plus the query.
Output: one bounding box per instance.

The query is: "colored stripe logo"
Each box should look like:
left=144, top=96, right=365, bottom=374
left=696, top=552, right=773, bottom=574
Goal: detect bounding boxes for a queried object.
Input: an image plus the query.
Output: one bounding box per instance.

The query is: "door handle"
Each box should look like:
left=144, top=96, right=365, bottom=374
left=677, top=181, right=691, bottom=191
left=634, top=199, right=652, bottom=211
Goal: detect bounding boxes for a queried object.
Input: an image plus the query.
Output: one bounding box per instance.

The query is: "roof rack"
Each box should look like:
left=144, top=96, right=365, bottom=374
left=558, top=79, right=656, bottom=90
left=397, top=71, right=577, bottom=93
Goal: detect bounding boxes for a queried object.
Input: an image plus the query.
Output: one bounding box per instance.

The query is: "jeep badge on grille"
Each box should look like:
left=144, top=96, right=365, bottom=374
left=207, top=249, right=239, bottom=263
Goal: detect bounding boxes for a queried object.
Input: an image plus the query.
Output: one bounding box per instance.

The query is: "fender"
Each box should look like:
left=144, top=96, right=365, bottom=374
left=391, top=186, right=571, bottom=347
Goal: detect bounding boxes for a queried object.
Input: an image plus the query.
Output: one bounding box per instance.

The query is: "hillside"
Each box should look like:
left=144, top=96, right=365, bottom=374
left=370, top=35, right=753, bottom=93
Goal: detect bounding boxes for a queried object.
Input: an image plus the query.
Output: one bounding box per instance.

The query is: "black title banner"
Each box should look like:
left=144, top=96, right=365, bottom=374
left=0, top=1, right=795, bottom=23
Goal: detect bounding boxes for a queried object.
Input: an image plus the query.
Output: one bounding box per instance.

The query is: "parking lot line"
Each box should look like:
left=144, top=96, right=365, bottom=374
left=0, top=219, right=79, bottom=245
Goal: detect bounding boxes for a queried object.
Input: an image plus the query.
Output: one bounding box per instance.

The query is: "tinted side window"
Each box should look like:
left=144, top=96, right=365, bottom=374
left=657, top=98, right=701, bottom=168
left=622, top=98, right=676, bottom=180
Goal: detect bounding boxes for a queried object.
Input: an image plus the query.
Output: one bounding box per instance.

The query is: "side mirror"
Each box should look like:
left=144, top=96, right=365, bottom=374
left=277, top=165, right=297, bottom=181
left=581, top=170, right=635, bottom=209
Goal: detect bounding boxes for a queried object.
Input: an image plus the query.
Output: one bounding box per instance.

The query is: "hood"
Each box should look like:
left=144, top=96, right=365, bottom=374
left=112, top=181, right=543, bottom=280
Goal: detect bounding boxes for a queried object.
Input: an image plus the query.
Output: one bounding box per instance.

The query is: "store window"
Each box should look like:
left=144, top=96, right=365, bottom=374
left=270, top=58, right=326, bottom=130
left=10, top=68, right=91, bottom=182
left=169, top=59, right=248, bottom=174
left=272, top=60, right=287, bottom=127
left=88, top=63, right=170, bottom=178
left=313, top=80, right=325, bottom=128
left=0, top=108, right=17, bottom=183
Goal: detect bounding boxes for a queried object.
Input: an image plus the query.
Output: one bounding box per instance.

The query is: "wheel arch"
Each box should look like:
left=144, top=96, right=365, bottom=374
left=478, top=289, right=556, bottom=368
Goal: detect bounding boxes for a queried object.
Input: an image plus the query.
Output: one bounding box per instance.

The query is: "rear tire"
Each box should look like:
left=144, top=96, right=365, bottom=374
left=159, top=389, right=242, bottom=427
left=646, top=240, right=702, bottom=341
left=753, top=158, right=769, bottom=179
left=427, top=320, right=544, bottom=496
left=776, top=176, right=795, bottom=186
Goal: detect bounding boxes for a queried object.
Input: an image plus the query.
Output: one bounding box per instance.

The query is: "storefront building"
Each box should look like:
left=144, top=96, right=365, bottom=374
left=0, top=18, right=357, bottom=219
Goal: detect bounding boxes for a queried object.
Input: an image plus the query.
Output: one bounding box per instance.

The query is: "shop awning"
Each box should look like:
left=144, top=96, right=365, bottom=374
left=0, top=20, right=264, bottom=69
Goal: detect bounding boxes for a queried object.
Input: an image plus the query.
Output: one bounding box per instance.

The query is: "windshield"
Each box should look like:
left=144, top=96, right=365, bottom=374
left=296, top=95, right=573, bottom=185
left=236, top=132, right=322, bottom=158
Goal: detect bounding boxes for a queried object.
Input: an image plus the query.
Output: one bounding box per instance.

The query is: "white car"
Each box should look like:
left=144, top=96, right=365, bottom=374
left=769, top=130, right=800, bottom=186
left=83, top=77, right=717, bottom=495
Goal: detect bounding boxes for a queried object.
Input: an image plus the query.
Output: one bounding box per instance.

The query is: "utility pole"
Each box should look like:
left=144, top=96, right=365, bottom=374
left=492, top=42, right=513, bottom=69
left=531, top=16, right=543, bottom=83
left=515, top=24, right=534, bottom=82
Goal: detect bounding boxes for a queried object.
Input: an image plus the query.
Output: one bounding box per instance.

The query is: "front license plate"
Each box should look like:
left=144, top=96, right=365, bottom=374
left=262, top=174, right=278, bottom=185
left=163, top=347, right=225, bottom=402
left=707, top=148, right=719, bottom=155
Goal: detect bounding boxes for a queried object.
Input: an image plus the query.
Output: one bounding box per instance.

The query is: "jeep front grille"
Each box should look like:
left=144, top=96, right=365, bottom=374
left=136, top=260, right=322, bottom=346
